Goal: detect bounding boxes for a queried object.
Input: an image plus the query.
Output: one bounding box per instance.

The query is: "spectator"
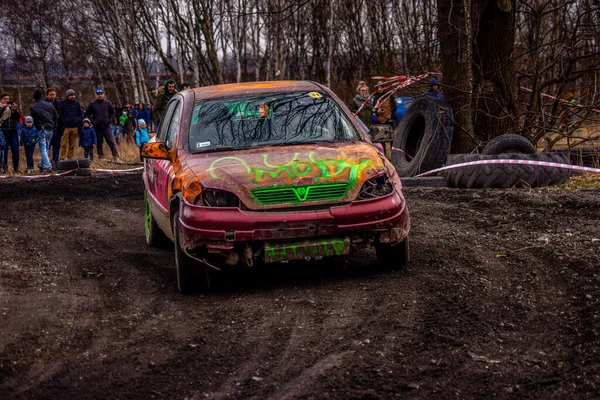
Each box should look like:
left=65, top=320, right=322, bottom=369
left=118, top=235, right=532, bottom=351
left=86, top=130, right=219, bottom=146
left=85, top=88, right=120, bottom=162
left=153, top=79, right=177, bottom=127
left=558, top=92, right=577, bottom=128
left=45, top=88, right=62, bottom=168
left=138, top=103, right=151, bottom=130
left=424, top=78, right=443, bottom=100
left=58, top=89, right=83, bottom=160
left=135, top=119, right=150, bottom=161
left=11, top=102, right=24, bottom=135
left=0, top=127, right=5, bottom=171
left=79, top=118, right=97, bottom=161
left=30, top=89, right=57, bottom=172
left=20, top=116, right=41, bottom=174
left=371, top=82, right=397, bottom=125
left=350, top=81, right=373, bottom=128
left=0, top=93, right=21, bottom=173
left=181, top=82, right=192, bottom=91
left=131, top=103, right=139, bottom=120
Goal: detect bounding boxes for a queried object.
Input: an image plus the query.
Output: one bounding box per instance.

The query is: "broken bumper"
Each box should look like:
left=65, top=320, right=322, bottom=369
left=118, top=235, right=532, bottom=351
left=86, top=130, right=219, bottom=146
left=178, top=188, right=410, bottom=255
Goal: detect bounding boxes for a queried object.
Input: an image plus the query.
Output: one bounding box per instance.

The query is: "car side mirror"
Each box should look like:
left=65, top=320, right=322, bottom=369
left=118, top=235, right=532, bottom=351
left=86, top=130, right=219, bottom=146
left=142, top=142, right=170, bottom=160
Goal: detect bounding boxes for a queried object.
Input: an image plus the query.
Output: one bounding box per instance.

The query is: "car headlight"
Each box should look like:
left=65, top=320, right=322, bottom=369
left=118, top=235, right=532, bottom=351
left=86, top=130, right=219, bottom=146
left=195, top=189, right=242, bottom=207
left=357, top=175, right=393, bottom=200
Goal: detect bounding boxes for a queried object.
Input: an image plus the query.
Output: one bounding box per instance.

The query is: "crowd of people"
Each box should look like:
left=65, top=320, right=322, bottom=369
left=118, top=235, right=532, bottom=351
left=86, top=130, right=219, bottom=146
left=0, top=80, right=188, bottom=175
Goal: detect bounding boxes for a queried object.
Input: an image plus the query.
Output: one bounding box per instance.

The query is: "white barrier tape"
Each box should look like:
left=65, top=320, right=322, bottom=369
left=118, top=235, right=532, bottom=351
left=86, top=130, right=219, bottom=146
left=520, top=87, right=600, bottom=114
left=0, top=169, right=78, bottom=180
left=0, top=166, right=143, bottom=180
left=414, top=159, right=600, bottom=177
left=93, top=167, right=144, bottom=173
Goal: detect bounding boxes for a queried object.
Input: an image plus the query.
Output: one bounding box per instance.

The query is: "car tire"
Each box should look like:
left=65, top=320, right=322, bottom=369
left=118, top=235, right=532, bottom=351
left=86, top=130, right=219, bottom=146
left=144, top=191, right=169, bottom=247
left=57, top=167, right=93, bottom=176
left=391, top=96, right=454, bottom=177
left=57, top=158, right=91, bottom=170
left=376, top=238, right=410, bottom=269
left=173, top=211, right=211, bottom=294
left=482, top=134, right=536, bottom=155
left=400, top=176, right=448, bottom=187
left=445, top=152, right=570, bottom=188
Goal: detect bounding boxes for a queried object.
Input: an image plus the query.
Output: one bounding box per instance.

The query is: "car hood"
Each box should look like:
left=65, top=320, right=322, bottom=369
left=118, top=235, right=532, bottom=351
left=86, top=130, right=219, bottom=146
left=185, top=142, right=387, bottom=209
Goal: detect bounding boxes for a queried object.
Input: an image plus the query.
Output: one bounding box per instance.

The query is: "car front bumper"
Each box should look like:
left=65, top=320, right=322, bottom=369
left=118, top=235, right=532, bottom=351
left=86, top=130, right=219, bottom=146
left=178, top=187, right=410, bottom=257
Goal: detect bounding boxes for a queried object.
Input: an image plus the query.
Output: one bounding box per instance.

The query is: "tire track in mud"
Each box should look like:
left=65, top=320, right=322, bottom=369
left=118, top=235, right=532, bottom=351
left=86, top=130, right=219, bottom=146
left=2, top=176, right=600, bottom=399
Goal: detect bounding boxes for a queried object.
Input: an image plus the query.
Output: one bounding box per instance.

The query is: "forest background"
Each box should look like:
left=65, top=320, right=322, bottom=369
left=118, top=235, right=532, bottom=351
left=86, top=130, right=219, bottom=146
left=1, top=0, right=599, bottom=152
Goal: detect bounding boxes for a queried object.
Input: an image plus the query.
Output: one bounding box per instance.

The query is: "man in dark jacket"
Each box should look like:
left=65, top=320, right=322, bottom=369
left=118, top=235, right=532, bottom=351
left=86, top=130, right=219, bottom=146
left=85, top=87, right=120, bottom=162
left=30, top=90, right=58, bottom=171
left=46, top=88, right=62, bottom=167
left=152, top=79, right=177, bottom=127
left=424, top=78, right=443, bottom=101
left=0, top=93, right=22, bottom=173
left=58, top=89, right=83, bottom=160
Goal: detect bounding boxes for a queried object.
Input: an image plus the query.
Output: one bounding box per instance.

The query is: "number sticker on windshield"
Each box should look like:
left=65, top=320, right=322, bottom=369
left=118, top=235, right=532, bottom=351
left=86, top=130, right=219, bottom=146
left=308, top=92, right=322, bottom=99
left=196, top=141, right=211, bottom=148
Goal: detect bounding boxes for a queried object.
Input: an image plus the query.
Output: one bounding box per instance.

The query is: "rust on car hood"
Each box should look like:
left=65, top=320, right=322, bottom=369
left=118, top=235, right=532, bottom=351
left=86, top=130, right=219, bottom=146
left=184, top=141, right=386, bottom=209
left=192, top=81, right=322, bottom=102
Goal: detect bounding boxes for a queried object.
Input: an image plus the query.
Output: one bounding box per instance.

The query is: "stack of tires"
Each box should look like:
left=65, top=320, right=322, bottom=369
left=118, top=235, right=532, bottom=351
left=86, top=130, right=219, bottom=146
left=57, top=159, right=93, bottom=176
left=390, top=96, right=570, bottom=188
left=446, top=134, right=570, bottom=188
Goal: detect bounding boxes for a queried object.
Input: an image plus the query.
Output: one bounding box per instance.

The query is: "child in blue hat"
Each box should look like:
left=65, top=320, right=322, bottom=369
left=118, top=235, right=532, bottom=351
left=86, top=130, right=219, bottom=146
left=20, top=116, right=41, bottom=173
left=135, top=119, right=150, bottom=161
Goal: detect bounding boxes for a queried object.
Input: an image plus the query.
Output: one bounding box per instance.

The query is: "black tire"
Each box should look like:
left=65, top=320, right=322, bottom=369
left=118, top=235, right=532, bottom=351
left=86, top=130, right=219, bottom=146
left=400, top=176, right=448, bottom=188
left=56, top=168, right=92, bottom=176
left=482, top=134, right=536, bottom=155
left=173, top=211, right=211, bottom=293
left=376, top=238, right=410, bottom=269
left=57, top=159, right=91, bottom=170
left=144, top=191, right=169, bottom=247
left=446, top=152, right=570, bottom=188
left=392, top=96, right=454, bottom=177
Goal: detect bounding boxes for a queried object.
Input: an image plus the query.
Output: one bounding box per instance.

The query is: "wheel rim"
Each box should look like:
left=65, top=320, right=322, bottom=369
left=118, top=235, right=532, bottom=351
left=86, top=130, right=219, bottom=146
left=144, top=193, right=151, bottom=240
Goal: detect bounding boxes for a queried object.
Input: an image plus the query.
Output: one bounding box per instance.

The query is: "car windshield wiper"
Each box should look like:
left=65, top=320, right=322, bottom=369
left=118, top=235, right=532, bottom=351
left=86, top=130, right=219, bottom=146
left=195, top=145, right=249, bottom=153
left=253, top=140, right=341, bottom=148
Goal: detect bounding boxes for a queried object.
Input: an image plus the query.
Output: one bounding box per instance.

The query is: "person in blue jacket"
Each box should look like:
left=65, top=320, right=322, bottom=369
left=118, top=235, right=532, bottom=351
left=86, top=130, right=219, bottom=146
left=20, top=116, right=41, bottom=173
left=424, top=78, right=443, bottom=100
left=135, top=119, right=150, bottom=161
left=79, top=118, right=97, bottom=161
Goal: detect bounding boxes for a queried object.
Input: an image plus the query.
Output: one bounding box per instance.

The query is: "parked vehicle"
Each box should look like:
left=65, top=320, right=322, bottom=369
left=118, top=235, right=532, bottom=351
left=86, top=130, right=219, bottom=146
left=142, top=81, right=411, bottom=293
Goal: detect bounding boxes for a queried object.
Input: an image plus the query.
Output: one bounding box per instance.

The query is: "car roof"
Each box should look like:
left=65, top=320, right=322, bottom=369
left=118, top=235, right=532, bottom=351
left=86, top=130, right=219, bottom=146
left=192, top=81, right=323, bottom=101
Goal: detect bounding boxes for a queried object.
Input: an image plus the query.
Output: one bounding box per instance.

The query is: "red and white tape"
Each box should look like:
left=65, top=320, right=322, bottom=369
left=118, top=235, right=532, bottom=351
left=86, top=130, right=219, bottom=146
left=0, top=166, right=143, bottom=180
left=413, top=158, right=600, bottom=177
left=93, top=167, right=144, bottom=174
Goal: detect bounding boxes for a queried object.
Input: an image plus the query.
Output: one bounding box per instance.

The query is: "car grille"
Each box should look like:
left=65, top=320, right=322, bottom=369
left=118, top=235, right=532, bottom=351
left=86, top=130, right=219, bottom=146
left=252, top=183, right=349, bottom=205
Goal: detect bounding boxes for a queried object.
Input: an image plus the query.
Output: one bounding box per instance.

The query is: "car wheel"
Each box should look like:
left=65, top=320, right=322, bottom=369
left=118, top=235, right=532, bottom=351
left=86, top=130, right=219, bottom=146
left=391, top=96, right=454, bottom=177
left=57, top=158, right=91, bottom=170
left=481, top=134, right=536, bottom=155
left=376, top=238, right=410, bottom=269
left=173, top=211, right=211, bottom=293
left=144, top=191, right=169, bottom=247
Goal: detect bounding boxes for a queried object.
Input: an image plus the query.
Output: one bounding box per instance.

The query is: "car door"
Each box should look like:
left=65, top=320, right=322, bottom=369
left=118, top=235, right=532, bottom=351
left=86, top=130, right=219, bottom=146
left=145, top=100, right=174, bottom=211
left=153, top=99, right=182, bottom=230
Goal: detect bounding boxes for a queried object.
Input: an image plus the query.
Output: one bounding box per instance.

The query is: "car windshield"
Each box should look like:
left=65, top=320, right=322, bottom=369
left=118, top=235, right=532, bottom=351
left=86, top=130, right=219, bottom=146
left=189, top=91, right=360, bottom=152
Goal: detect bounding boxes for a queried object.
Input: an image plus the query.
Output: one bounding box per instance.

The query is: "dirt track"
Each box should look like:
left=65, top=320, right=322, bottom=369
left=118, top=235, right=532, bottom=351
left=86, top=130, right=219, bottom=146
left=1, top=174, right=599, bottom=399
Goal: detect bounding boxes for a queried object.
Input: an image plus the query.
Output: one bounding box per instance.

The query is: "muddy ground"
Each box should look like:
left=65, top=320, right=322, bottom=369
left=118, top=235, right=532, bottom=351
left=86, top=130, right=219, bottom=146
left=1, top=174, right=599, bottom=399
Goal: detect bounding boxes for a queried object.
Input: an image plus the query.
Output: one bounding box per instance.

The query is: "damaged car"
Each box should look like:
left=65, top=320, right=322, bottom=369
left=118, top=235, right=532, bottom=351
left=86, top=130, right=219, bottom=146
left=142, top=81, right=410, bottom=293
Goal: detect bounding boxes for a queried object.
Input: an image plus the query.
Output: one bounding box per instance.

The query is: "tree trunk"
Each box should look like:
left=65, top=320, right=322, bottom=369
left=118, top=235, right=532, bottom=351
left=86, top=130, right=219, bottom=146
left=472, top=0, right=519, bottom=141
left=437, top=0, right=475, bottom=153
